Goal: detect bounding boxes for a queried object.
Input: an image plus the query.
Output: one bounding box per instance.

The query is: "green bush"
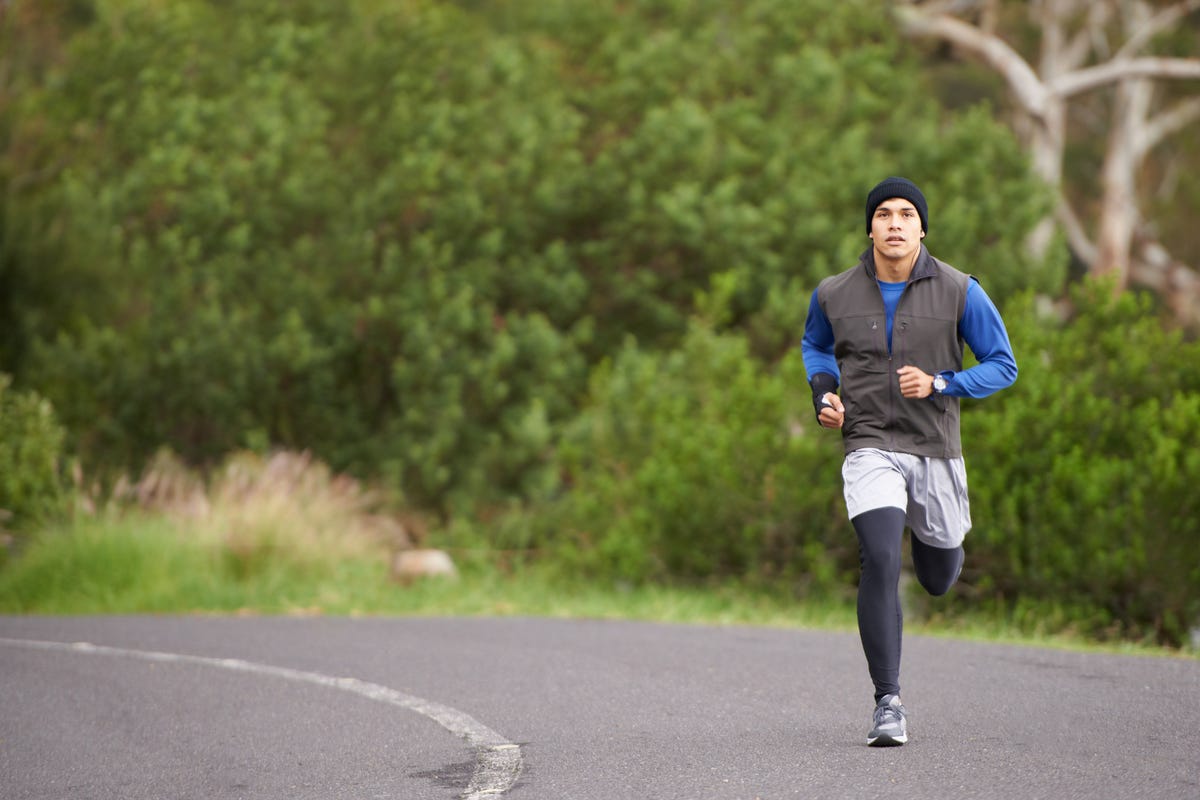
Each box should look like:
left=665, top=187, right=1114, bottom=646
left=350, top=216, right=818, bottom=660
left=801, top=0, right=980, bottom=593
left=9, top=0, right=590, bottom=509
left=963, top=280, right=1200, bottom=646
left=0, top=374, right=68, bottom=536
left=492, top=322, right=855, bottom=595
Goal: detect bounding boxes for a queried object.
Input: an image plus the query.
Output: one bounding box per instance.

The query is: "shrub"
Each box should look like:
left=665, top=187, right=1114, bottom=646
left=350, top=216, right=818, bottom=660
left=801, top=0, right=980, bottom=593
left=496, top=323, right=856, bottom=596
left=962, top=281, right=1200, bottom=646
left=113, top=449, right=400, bottom=578
left=0, top=374, right=67, bottom=538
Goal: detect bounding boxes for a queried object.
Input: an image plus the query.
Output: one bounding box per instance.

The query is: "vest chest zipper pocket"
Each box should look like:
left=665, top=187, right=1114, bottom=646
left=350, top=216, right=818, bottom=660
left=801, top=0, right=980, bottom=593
left=870, top=318, right=889, bottom=366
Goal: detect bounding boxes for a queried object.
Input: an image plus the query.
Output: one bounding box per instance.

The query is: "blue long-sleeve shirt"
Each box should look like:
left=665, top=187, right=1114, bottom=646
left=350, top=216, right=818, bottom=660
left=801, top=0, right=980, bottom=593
left=801, top=278, right=1016, bottom=399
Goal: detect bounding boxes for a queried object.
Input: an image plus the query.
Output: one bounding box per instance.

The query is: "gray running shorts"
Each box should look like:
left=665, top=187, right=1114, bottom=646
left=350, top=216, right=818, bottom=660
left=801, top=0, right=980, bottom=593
left=841, top=447, right=972, bottom=548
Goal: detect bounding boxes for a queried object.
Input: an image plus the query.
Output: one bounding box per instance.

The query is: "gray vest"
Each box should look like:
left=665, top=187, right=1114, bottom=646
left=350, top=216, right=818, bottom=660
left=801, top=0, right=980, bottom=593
left=816, top=247, right=971, bottom=458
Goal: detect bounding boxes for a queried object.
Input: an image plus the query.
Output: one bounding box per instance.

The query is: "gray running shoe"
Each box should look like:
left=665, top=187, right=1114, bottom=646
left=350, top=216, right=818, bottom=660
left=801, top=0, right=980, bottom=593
left=867, top=694, right=908, bottom=746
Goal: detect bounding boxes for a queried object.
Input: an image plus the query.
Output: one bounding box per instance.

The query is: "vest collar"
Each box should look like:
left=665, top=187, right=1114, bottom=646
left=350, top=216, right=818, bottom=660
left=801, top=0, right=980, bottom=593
left=859, top=245, right=937, bottom=283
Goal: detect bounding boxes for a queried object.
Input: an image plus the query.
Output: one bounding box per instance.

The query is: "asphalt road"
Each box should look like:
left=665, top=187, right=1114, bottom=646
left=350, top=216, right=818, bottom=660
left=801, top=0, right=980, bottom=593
left=1, top=615, right=1197, bottom=800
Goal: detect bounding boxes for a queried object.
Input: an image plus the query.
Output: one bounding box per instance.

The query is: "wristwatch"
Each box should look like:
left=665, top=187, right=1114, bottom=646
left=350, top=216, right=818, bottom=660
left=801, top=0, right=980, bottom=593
left=932, top=374, right=948, bottom=394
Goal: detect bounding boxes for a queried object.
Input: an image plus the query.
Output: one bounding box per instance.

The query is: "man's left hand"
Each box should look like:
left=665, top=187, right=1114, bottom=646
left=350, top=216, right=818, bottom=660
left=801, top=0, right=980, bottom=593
left=897, top=365, right=934, bottom=399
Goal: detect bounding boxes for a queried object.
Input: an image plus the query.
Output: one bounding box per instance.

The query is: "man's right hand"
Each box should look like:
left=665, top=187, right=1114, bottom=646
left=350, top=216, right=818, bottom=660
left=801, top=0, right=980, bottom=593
left=817, top=393, right=845, bottom=429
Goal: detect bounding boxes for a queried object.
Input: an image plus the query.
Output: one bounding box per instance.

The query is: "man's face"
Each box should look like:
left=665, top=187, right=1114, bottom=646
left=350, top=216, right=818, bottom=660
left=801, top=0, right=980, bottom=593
left=869, top=198, right=924, bottom=262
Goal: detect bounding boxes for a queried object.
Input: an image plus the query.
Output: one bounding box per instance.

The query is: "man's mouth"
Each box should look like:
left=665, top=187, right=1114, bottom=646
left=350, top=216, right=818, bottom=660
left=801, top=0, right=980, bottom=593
left=886, top=236, right=905, bottom=244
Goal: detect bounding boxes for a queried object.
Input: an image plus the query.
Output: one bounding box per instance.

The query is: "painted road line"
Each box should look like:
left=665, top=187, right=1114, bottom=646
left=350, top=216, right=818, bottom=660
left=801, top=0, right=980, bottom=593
left=0, top=637, right=523, bottom=799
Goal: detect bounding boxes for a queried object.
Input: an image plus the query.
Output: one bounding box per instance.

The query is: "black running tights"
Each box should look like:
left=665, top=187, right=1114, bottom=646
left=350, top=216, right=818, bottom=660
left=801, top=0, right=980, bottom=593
left=852, top=507, right=964, bottom=702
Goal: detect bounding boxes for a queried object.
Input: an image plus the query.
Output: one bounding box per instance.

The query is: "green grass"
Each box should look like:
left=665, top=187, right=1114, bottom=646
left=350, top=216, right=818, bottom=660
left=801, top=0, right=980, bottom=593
left=0, top=514, right=850, bottom=625
left=1, top=514, right=1193, bottom=660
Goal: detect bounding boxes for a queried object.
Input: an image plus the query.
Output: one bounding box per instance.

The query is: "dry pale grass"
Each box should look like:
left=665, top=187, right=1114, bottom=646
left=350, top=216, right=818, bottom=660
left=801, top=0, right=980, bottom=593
left=112, top=450, right=415, bottom=569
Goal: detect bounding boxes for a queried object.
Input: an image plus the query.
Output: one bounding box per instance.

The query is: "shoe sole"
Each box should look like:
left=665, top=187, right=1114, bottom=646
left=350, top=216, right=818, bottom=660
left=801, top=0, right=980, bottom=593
left=867, top=733, right=907, bottom=747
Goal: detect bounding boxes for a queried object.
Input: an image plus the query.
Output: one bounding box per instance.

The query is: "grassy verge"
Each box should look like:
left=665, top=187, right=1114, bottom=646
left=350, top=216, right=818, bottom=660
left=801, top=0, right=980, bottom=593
left=2, top=450, right=1190, bottom=659
left=0, top=512, right=1192, bottom=660
left=0, top=512, right=853, bottom=625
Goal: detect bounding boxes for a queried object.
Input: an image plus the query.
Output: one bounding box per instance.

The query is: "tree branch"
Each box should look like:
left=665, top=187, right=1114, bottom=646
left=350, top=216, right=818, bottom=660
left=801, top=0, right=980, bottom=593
left=1051, top=57, right=1200, bottom=98
left=1116, top=0, right=1200, bottom=60
left=1057, top=198, right=1098, bottom=265
left=1138, top=95, right=1200, bottom=157
left=1132, top=239, right=1200, bottom=325
left=1062, top=1, right=1111, bottom=72
left=896, top=6, right=1049, bottom=116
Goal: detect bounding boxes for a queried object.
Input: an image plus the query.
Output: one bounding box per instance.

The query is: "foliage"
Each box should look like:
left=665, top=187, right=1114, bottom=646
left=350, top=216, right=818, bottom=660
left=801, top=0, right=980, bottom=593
left=962, top=280, right=1200, bottom=646
left=6, top=0, right=590, bottom=511
left=484, top=322, right=856, bottom=596
left=0, top=374, right=68, bottom=538
left=0, top=0, right=1053, bottom=515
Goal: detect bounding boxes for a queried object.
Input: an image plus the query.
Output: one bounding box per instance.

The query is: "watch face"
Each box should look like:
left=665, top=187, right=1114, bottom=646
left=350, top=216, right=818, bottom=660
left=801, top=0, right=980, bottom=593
left=933, top=376, right=947, bottom=392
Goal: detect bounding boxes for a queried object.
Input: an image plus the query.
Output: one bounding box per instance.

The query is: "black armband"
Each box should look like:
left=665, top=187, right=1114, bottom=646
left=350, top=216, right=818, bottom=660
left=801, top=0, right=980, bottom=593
left=809, top=372, right=839, bottom=420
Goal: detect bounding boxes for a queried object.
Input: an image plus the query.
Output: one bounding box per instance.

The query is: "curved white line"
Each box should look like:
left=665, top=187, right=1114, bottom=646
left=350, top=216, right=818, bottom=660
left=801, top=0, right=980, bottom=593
left=0, top=637, right=522, bottom=799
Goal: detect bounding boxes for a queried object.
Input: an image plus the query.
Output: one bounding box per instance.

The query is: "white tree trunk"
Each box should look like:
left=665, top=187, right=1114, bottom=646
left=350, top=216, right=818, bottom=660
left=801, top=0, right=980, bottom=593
left=898, top=0, right=1200, bottom=321
left=1094, top=78, right=1150, bottom=288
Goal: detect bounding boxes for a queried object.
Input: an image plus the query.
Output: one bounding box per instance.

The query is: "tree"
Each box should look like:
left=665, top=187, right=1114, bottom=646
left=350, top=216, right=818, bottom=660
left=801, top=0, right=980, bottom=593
left=898, top=0, right=1200, bottom=321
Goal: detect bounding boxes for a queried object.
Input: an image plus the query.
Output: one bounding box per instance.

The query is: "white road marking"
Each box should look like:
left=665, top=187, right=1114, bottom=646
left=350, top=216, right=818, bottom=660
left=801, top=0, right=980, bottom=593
left=0, top=637, right=522, bottom=799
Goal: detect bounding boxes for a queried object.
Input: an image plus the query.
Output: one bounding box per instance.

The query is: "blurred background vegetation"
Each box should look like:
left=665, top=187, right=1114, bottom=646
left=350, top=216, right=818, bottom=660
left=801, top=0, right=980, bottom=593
left=1, top=0, right=1197, bottom=648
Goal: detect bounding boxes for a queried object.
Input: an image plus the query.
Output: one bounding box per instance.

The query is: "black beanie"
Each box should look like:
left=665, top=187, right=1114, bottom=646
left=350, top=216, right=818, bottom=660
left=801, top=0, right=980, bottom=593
left=865, top=177, right=928, bottom=234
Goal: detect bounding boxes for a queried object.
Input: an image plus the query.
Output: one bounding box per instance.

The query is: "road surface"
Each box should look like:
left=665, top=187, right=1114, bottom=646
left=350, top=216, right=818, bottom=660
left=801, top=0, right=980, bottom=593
left=1, top=615, right=1196, bottom=799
